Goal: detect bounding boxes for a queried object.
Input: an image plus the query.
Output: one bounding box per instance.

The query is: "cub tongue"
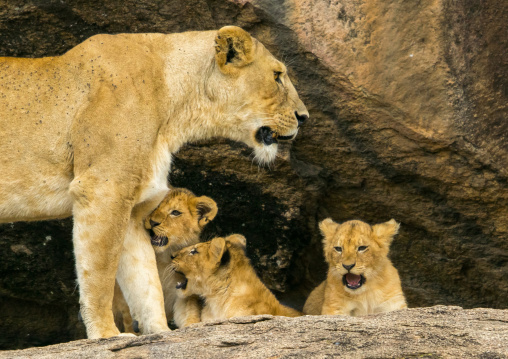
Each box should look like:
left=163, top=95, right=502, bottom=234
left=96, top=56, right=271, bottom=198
left=345, top=273, right=361, bottom=286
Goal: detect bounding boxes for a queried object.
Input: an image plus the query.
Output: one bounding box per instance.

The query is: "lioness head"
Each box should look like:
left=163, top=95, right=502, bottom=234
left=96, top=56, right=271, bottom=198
left=320, top=218, right=400, bottom=294
left=144, top=188, right=218, bottom=253
left=171, top=234, right=247, bottom=296
left=211, top=26, right=309, bottom=165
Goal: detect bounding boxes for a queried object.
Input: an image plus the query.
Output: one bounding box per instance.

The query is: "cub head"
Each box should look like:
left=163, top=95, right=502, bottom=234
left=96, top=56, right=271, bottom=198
left=144, top=188, right=218, bottom=253
left=171, top=234, right=247, bottom=297
left=211, top=26, right=309, bottom=165
left=319, top=218, right=400, bottom=294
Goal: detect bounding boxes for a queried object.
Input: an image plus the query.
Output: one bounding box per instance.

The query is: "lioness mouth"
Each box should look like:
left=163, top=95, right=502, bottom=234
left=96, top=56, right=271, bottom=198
left=149, top=229, right=169, bottom=247
left=256, top=126, right=277, bottom=145
left=342, top=273, right=365, bottom=290
left=255, top=127, right=296, bottom=145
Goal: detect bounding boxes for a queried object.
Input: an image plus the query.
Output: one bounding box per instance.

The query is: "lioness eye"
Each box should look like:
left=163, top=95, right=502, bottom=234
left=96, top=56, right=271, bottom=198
left=358, top=246, right=368, bottom=252
left=170, top=210, right=182, bottom=216
left=189, top=248, right=198, bottom=255
left=274, top=71, right=282, bottom=84
left=334, top=246, right=342, bottom=253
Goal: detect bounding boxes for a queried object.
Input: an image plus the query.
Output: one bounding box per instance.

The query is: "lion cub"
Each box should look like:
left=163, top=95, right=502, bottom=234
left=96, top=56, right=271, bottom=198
left=171, top=234, right=301, bottom=322
left=113, top=188, right=217, bottom=332
left=303, top=218, right=407, bottom=316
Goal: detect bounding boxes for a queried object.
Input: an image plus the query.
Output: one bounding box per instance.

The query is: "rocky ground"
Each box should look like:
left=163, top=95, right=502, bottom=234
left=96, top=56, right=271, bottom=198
left=0, top=0, right=507, bottom=350
left=2, top=306, right=507, bottom=358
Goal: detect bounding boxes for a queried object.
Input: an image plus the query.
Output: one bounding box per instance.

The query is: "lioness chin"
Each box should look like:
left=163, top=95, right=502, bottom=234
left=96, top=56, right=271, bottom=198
left=171, top=234, right=302, bottom=321
left=303, top=218, right=407, bottom=316
left=0, top=26, right=308, bottom=338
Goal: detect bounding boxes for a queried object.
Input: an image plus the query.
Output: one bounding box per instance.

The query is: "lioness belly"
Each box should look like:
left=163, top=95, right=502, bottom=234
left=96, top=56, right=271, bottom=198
left=0, top=57, right=78, bottom=222
left=0, top=170, right=73, bottom=222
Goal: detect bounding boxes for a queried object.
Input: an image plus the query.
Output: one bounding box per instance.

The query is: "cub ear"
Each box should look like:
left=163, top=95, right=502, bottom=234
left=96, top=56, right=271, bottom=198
left=191, top=196, right=218, bottom=228
left=215, top=26, right=254, bottom=74
left=319, top=218, right=339, bottom=239
left=209, top=236, right=227, bottom=265
left=226, top=234, right=247, bottom=251
left=372, top=219, right=400, bottom=246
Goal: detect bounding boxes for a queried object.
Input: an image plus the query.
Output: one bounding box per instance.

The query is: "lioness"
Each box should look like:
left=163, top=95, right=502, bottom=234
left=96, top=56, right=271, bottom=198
left=113, top=187, right=217, bottom=332
left=171, top=234, right=301, bottom=322
left=303, top=218, right=407, bottom=316
left=0, top=26, right=308, bottom=338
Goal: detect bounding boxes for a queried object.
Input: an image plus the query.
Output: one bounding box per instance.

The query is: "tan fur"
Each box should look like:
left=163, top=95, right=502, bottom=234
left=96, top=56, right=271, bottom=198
left=113, top=188, right=217, bottom=332
left=303, top=219, right=407, bottom=316
left=171, top=234, right=301, bottom=322
left=0, top=26, right=308, bottom=338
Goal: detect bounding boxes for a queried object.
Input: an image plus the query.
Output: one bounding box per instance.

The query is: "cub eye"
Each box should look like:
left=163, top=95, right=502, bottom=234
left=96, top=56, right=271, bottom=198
left=170, top=210, right=182, bottom=217
left=334, top=246, right=342, bottom=253
left=274, top=71, right=282, bottom=84
left=189, top=248, right=198, bottom=255
left=358, top=246, right=368, bottom=252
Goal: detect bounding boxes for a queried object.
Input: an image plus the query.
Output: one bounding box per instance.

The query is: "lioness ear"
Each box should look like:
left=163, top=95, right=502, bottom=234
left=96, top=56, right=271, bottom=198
left=226, top=234, right=247, bottom=251
left=215, top=26, right=254, bottom=74
left=372, top=219, right=400, bottom=246
left=209, top=236, right=227, bottom=265
left=192, top=196, right=218, bottom=228
left=319, top=218, right=339, bottom=239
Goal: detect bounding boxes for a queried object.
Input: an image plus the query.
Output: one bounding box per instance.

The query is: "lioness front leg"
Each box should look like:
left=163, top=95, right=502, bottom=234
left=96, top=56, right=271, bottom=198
left=72, top=180, right=133, bottom=339
left=116, top=219, right=169, bottom=334
left=174, top=295, right=201, bottom=328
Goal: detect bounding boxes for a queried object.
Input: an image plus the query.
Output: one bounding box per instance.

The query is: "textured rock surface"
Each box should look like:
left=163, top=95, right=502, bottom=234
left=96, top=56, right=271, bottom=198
left=2, top=307, right=508, bottom=358
left=1, top=0, right=507, bottom=350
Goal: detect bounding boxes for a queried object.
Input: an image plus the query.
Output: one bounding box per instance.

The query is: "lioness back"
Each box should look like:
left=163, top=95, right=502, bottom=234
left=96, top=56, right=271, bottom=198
left=304, top=218, right=407, bottom=316
left=172, top=234, right=301, bottom=321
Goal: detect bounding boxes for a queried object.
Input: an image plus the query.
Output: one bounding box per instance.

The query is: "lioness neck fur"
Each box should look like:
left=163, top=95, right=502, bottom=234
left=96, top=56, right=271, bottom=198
left=304, top=219, right=407, bottom=316
left=172, top=234, right=301, bottom=321
left=0, top=26, right=308, bottom=338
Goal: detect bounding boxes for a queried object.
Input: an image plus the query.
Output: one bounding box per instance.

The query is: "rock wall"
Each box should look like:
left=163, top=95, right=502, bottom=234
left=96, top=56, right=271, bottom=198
left=1, top=0, right=507, bottom=350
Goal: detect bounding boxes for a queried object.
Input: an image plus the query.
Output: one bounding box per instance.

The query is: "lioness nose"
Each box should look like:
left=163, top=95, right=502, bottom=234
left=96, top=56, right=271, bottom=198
left=343, top=263, right=355, bottom=271
left=149, top=219, right=160, bottom=228
left=295, top=111, right=308, bottom=127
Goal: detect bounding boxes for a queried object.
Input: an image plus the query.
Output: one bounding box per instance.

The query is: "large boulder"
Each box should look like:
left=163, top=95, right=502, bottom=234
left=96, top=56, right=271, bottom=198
left=1, top=0, right=506, bottom=349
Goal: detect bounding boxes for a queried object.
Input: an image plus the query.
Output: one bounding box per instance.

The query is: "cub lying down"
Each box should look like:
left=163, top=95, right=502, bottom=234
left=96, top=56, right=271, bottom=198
left=113, top=188, right=217, bottom=332
left=304, top=218, right=407, bottom=316
left=171, top=234, right=301, bottom=321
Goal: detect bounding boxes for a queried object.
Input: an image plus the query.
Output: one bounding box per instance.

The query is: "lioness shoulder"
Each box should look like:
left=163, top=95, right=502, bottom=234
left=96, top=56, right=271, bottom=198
left=172, top=234, right=301, bottom=322
left=303, top=218, right=407, bottom=316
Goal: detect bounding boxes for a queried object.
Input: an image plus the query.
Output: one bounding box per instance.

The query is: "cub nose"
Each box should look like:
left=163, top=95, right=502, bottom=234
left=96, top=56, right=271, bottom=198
left=149, top=219, right=160, bottom=228
left=343, top=263, right=355, bottom=271
left=295, top=111, right=308, bottom=127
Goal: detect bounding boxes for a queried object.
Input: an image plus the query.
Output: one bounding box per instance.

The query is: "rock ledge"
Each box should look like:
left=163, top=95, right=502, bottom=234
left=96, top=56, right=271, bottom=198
left=2, top=306, right=507, bottom=358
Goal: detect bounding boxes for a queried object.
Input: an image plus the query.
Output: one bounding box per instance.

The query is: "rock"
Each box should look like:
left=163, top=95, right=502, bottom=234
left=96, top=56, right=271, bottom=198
left=1, top=307, right=507, bottom=358
left=1, top=0, right=507, bottom=350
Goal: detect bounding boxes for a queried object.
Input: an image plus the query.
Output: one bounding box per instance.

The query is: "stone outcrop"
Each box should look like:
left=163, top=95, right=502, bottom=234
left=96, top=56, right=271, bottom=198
left=1, top=0, right=507, bottom=350
left=2, top=307, right=507, bottom=358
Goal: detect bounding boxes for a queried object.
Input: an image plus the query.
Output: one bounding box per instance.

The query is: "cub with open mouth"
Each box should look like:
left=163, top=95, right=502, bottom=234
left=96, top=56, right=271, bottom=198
left=171, top=234, right=301, bottom=322
left=113, top=188, right=217, bottom=332
left=303, top=218, right=407, bottom=316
